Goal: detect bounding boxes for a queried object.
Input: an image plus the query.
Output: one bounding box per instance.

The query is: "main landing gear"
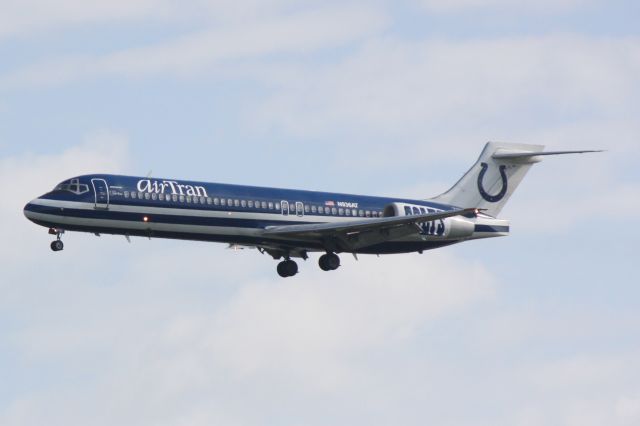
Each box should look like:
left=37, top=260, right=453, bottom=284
left=273, top=253, right=341, bottom=278
left=277, top=259, right=298, bottom=278
left=49, top=228, right=64, bottom=252
left=319, top=253, right=340, bottom=271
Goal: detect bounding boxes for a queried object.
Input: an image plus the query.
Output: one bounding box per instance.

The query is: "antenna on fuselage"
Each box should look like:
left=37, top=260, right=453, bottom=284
left=145, top=170, right=153, bottom=178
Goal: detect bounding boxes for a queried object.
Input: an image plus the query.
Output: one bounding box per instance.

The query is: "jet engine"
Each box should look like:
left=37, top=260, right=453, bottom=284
left=382, top=202, right=475, bottom=239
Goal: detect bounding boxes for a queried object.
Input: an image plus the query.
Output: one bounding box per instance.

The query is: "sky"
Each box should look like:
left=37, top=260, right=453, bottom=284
left=0, top=0, right=639, bottom=425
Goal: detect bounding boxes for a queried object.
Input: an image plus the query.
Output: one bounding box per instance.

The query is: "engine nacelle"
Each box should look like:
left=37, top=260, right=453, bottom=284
left=382, top=202, right=475, bottom=239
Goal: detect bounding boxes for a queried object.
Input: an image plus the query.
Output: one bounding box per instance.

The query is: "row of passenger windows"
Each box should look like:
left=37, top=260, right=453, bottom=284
left=116, top=190, right=381, bottom=217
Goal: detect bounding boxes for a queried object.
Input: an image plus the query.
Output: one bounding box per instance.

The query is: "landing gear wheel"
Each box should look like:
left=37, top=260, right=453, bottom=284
left=319, top=253, right=340, bottom=271
left=319, top=255, right=331, bottom=271
left=50, top=240, right=64, bottom=252
left=277, top=259, right=298, bottom=277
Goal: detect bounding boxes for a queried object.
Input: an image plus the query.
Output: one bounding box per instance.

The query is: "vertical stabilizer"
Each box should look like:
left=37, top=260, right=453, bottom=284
left=431, top=142, right=544, bottom=217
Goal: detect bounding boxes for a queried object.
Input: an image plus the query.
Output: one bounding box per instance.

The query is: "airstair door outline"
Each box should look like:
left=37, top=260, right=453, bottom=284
left=91, top=178, right=109, bottom=210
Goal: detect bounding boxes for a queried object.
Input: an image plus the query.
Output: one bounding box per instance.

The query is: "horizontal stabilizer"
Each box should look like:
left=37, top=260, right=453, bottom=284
left=492, top=149, right=603, bottom=160
left=431, top=142, right=603, bottom=217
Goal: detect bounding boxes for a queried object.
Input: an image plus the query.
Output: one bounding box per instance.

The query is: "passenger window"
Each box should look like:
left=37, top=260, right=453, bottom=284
left=151, top=193, right=157, bottom=200
left=311, top=205, right=317, bottom=213
left=268, top=202, right=274, bottom=209
left=352, top=209, right=357, bottom=216
left=220, top=198, right=226, bottom=206
left=275, top=202, right=280, bottom=210
left=412, top=207, right=420, bottom=215
left=131, top=192, right=137, bottom=199
left=138, top=192, right=144, bottom=199
left=227, top=199, right=233, bottom=206
left=172, top=194, right=178, bottom=202
left=262, top=201, right=267, bottom=209
left=144, top=193, right=151, bottom=200
left=179, top=195, right=185, bottom=203
left=159, top=193, right=165, bottom=200
left=304, top=204, right=310, bottom=213
left=186, top=196, right=192, bottom=203
left=366, top=210, right=371, bottom=217
left=214, top=198, right=220, bottom=205
left=331, top=207, right=337, bottom=215
left=345, top=209, right=351, bottom=216
left=339, top=208, right=344, bottom=215
left=124, top=191, right=130, bottom=198
left=248, top=200, right=254, bottom=208
left=241, top=200, right=247, bottom=208
left=206, top=197, right=212, bottom=204
left=405, top=206, right=412, bottom=215
left=234, top=199, right=240, bottom=207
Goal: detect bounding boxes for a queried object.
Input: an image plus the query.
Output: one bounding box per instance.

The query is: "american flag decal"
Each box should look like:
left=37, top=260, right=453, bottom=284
left=325, top=201, right=335, bottom=206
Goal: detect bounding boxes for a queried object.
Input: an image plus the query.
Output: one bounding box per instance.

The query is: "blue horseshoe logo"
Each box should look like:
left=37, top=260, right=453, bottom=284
left=477, top=162, right=508, bottom=203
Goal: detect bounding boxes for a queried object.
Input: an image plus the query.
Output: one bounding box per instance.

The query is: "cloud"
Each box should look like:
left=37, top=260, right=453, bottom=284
left=1, top=210, right=496, bottom=425
left=0, top=0, right=308, bottom=41
left=514, top=353, right=640, bottom=426
left=0, top=3, right=388, bottom=89
left=253, top=35, right=640, bottom=150
left=1, top=3, right=639, bottom=425
left=0, top=134, right=495, bottom=423
left=0, top=130, right=129, bottom=272
left=0, top=0, right=174, bottom=40
left=1, top=138, right=498, bottom=426
left=205, top=253, right=494, bottom=387
left=417, top=0, right=591, bottom=14
left=2, top=141, right=638, bottom=426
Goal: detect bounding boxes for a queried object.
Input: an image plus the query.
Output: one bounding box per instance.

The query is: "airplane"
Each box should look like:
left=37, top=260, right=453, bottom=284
left=23, top=142, right=599, bottom=277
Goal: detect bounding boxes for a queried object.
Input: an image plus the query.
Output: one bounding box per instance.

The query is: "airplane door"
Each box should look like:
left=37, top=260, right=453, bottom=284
left=295, top=202, right=304, bottom=217
left=91, top=178, right=109, bottom=210
left=281, top=200, right=289, bottom=216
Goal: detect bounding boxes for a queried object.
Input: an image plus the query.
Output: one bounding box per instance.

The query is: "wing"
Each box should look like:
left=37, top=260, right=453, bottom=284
left=262, top=207, right=478, bottom=251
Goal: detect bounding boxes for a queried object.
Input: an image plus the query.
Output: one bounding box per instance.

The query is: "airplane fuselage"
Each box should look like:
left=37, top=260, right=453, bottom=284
left=24, top=174, right=508, bottom=257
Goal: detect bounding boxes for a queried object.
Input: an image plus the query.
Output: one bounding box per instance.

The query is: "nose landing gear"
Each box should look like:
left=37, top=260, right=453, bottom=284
left=49, top=228, right=65, bottom=252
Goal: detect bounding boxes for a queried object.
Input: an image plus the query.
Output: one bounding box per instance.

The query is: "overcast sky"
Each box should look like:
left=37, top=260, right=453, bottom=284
left=1, top=1, right=639, bottom=425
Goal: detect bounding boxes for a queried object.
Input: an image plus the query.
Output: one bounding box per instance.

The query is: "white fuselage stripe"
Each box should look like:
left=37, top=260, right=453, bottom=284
left=31, top=198, right=358, bottom=224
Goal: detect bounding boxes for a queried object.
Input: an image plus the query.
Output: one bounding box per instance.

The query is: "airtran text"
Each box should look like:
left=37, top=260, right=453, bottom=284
left=137, top=179, right=208, bottom=197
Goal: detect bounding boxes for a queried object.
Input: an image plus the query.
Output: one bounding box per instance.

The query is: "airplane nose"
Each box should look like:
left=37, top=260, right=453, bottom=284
left=23, top=199, right=38, bottom=221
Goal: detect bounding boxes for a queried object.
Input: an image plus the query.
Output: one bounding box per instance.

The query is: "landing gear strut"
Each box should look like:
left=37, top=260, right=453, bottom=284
left=49, top=228, right=64, bottom=252
left=319, top=253, right=340, bottom=271
left=277, top=259, right=298, bottom=278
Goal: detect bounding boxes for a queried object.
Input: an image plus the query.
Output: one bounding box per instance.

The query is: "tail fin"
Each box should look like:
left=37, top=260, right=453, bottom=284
left=431, top=142, right=601, bottom=217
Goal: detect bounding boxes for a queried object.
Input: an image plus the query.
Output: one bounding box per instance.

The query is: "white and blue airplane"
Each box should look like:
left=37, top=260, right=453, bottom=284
left=24, top=142, right=599, bottom=277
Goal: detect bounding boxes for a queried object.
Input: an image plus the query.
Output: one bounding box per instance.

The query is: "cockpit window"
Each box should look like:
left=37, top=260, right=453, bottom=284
left=54, top=178, right=89, bottom=195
